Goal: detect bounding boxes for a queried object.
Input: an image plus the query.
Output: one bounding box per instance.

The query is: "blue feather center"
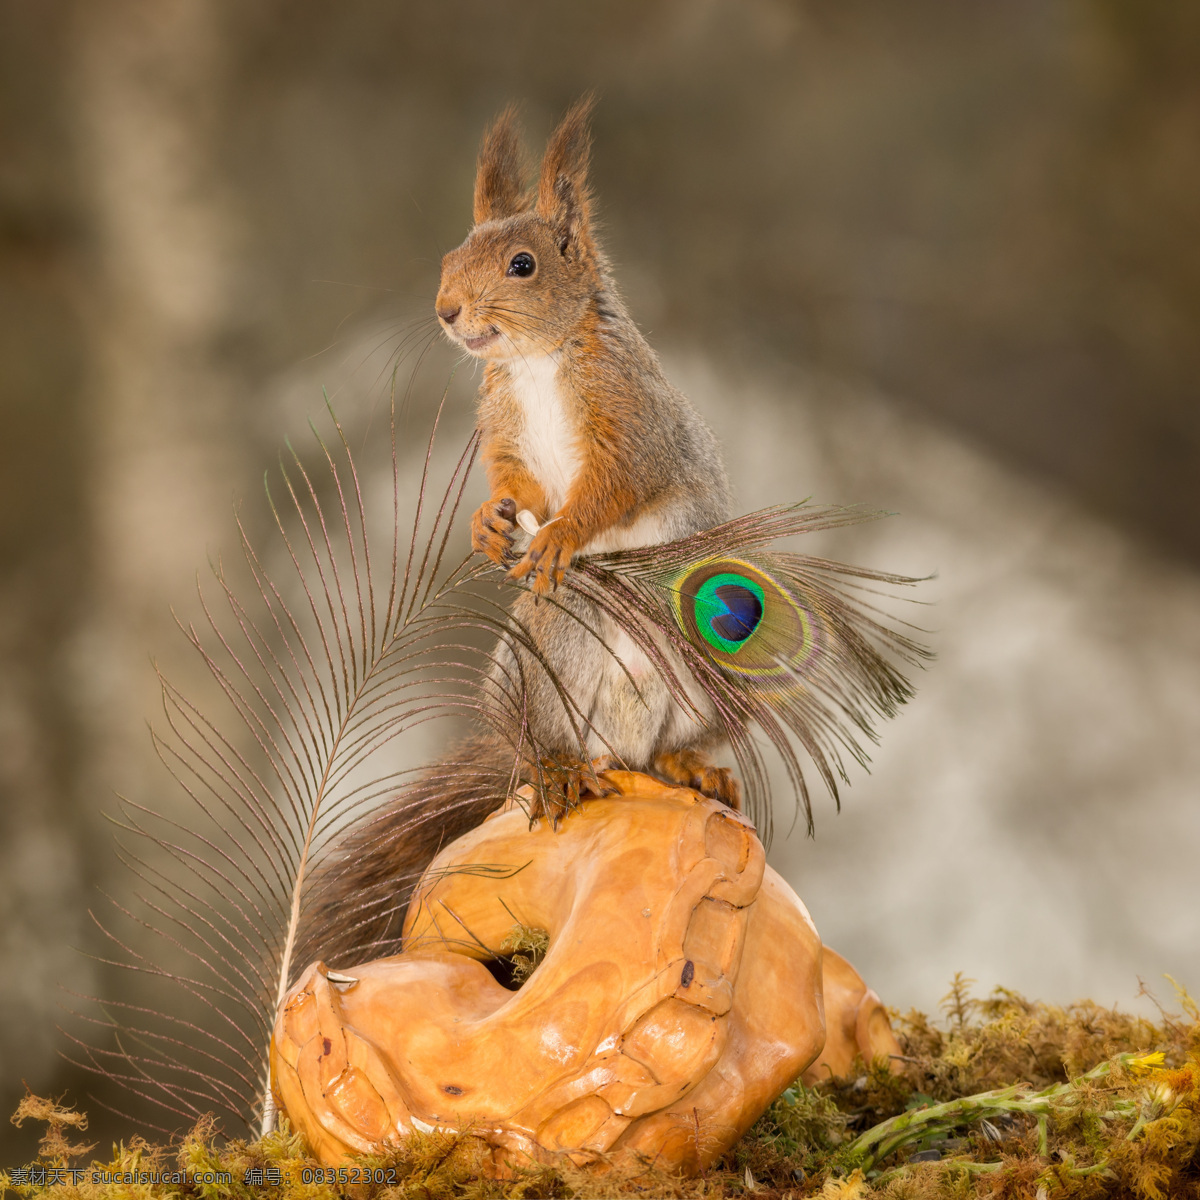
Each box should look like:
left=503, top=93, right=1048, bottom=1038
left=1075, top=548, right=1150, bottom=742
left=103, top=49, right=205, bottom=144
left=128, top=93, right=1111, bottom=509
left=711, top=584, right=763, bottom=643
left=692, top=573, right=765, bottom=654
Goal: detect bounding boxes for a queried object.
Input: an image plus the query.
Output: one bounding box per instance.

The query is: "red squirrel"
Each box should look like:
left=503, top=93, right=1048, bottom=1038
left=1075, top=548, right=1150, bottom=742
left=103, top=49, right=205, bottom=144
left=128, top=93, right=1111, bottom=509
left=304, top=100, right=740, bottom=963
left=435, top=97, right=738, bottom=810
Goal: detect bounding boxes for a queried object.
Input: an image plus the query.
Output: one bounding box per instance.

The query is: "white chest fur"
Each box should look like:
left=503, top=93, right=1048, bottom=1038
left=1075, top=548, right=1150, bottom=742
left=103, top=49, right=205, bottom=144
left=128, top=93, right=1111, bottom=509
left=505, top=353, right=580, bottom=513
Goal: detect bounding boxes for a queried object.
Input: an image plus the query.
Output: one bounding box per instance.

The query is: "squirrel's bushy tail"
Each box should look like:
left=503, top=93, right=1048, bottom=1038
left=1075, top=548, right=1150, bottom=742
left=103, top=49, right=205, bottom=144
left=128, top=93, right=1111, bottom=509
left=297, top=733, right=522, bottom=971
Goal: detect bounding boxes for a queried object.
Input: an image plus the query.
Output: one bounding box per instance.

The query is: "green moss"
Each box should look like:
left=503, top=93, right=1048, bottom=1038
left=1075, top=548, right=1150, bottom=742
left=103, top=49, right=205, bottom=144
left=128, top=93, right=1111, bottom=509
left=6, top=979, right=1198, bottom=1199
left=499, top=924, right=551, bottom=987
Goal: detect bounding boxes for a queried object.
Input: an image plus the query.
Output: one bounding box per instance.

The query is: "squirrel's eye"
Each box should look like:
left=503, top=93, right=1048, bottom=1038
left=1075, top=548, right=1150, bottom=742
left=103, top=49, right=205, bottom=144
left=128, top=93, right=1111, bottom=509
left=506, top=252, right=535, bottom=278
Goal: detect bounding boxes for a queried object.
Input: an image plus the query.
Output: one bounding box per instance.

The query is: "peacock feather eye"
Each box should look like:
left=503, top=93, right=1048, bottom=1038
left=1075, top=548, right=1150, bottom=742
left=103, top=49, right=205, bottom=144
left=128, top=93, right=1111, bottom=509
left=668, top=556, right=817, bottom=681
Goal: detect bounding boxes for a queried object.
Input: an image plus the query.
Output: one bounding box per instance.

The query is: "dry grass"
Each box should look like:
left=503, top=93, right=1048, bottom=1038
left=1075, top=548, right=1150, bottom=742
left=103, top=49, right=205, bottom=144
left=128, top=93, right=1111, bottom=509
left=5, top=977, right=1198, bottom=1199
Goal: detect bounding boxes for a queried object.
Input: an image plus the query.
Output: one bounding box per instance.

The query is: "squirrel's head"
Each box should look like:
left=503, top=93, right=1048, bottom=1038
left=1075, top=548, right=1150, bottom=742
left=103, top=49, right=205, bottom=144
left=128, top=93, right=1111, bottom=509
left=436, top=96, right=601, bottom=361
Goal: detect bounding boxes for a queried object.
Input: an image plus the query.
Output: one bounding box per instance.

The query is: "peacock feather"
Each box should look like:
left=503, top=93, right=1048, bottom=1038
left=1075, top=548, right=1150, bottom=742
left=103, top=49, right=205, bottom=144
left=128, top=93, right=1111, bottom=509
left=567, top=504, right=931, bottom=841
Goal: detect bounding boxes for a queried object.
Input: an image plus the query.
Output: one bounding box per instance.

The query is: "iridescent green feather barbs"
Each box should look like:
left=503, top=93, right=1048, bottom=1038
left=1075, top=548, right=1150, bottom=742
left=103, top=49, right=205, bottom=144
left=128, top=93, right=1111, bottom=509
left=563, top=503, right=932, bottom=840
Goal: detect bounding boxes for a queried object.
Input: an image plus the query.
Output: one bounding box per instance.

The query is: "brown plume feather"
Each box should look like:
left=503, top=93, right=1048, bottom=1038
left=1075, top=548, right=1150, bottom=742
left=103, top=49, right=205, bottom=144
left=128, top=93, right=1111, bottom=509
left=65, top=396, right=569, bottom=1137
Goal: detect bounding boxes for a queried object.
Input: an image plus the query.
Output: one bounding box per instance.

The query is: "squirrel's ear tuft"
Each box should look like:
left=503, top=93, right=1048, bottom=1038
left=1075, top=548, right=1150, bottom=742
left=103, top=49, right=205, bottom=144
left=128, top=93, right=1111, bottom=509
left=474, top=105, right=529, bottom=225
left=537, top=93, right=597, bottom=254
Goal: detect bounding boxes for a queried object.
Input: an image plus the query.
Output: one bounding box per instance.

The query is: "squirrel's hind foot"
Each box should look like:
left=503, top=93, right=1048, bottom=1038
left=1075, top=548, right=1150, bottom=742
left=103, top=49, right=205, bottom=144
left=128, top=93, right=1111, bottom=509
left=653, top=749, right=743, bottom=812
left=527, top=754, right=618, bottom=828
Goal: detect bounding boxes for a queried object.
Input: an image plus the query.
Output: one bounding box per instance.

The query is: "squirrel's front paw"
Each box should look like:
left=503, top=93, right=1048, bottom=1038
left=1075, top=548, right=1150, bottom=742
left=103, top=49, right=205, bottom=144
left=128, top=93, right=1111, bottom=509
left=471, top=498, right=518, bottom=565
left=509, top=520, right=579, bottom=595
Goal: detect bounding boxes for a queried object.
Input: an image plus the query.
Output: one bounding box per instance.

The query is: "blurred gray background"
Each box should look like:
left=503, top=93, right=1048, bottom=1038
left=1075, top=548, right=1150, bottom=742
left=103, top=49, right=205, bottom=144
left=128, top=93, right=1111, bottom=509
left=2, top=0, right=1199, bottom=1158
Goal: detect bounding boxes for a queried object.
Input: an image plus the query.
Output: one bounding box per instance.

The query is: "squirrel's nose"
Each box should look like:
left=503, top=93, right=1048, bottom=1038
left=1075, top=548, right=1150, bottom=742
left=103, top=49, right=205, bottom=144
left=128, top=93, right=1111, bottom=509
left=436, top=303, right=461, bottom=325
